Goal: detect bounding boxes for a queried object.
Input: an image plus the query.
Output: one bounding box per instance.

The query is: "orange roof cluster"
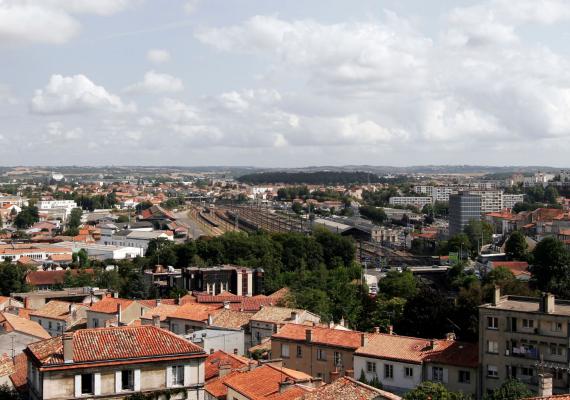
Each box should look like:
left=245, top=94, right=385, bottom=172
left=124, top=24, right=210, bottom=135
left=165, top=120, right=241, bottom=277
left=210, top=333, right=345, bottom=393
left=205, top=350, right=252, bottom=381
left=273, top=324, right=368, bottom=350
left=0, top=312, right=51, bottom=339
left=490, top=261, right=530, bottom=277
left=355, top=333, right=478, bottom=368
left=224, top=364, right=312, bottom=400
left=88, top=297, right=135, bottom=314
left=25, top=269, right=94, bottom=286
left=29, top=300, right=87, bottom=323
left=26, top=325, right=205, bottom=368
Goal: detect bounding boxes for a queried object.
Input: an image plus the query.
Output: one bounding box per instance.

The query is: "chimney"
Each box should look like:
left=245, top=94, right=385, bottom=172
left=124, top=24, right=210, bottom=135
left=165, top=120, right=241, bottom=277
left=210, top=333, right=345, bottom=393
left=152, top=314, right=160, bottom=328
left=430, top=339, right=436, bottom=350
left=207, top=313, right=213, bottom=326
left=446, top=332, right=456, bottom=341
left=374, top=327, right=380, bottom=334
left=543, top=293, right=555, bottom=314
left=219, top=364, right=231, bottom=378
left=492, top=285, right=501, bottom=306
left=156, top=298, right=161, bottom=306
left=360, top=333, right=368, bottom=347
left=69, top=303, right=77, bottom=317
left=116, top=304, right=122, bottom=324
left=63, top=333, right=74, bottom=364
left=329, top=321, right=334, bottom=329
left=223, top=301, right=230, bottom=310
left=340, top=317, right=346, bottom=328
left=329, top=369, right=340, bottom=382
left=113, top=292, right=119, bottom=298
left=538, top=374, right=553, bottom=398
left=388, top=325, right=394, bottom=335
left=306, top=329, right=313, bottom=343
left=344, top=369, right=354, bottom=377
left=290, top=311, right=298, bottom=323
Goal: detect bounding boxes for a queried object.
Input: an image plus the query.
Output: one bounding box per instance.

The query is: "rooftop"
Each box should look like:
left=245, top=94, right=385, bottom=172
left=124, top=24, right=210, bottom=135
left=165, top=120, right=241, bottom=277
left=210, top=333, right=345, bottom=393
left=273, top=324, right=368, bottom=350
left=298, top=376, right=401, bottom=400
left=481, top=294, right=570, bottom=316
left=26, top=325, right=205, bottom=368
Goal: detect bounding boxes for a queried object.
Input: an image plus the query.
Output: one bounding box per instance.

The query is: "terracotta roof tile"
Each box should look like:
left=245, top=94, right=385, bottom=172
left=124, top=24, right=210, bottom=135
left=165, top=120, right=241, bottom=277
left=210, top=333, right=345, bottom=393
left=205, top=370, right=241, bottom=398
left=224, top=365, right=312, bottom=400
left=211, top=309, right=254, bottom=329
left=297, top=376, right=401, bottom=400
left=273, top=324, right=367, bottom=350
left=27, top=325, right=205, bottom=367
left=0, top=312, right=51, bottom=339
left=25, top=269, right=93, bottom=286
left=0, top=353, right=15, bottom=377
left=9, top=353, right=28, bottom=392
left=88, top=297, right=134, bottom=314
left=205, top=350, right=251, bottom=381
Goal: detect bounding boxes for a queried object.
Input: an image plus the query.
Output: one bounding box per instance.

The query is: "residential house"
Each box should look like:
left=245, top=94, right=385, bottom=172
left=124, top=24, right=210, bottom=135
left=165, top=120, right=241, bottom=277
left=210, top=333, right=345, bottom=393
left=190, top=329, right=245, bottom=356
left=354, top=333, right=478, bottom=397
left=29, top=300, right=88, bottom=336
left=25, top=325, right=207, bottom=400
left=271, top=323, right=371, bottom=383
left=25, top=269, right=93, bottom=290
left=86, top=296, right=149, bottom=328
left=0, top=312, right=51, bottom=356
left=250, top=307, right=321, bottom=346
left=297, top=376, right=402, bottom=400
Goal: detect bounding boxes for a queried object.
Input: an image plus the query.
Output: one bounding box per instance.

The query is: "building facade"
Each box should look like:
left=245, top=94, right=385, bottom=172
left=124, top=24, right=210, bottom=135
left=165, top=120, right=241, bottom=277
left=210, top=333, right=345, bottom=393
left=449, top=192, right=482, bottom=237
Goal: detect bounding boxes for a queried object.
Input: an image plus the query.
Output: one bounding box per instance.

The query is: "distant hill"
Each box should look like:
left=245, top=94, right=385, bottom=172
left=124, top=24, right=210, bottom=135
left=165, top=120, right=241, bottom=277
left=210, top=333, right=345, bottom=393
left=237, top=171, right=382, bottom=185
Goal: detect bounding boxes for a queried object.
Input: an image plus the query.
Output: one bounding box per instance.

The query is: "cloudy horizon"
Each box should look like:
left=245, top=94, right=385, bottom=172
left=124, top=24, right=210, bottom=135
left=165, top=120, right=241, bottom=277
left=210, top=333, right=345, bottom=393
left=2, top=0, right=570, bottom=167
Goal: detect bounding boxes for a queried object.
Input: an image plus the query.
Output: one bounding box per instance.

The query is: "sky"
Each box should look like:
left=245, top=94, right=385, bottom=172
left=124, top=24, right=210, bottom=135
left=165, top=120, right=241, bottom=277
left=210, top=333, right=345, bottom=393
left=2, top=0, right=570, bottom=167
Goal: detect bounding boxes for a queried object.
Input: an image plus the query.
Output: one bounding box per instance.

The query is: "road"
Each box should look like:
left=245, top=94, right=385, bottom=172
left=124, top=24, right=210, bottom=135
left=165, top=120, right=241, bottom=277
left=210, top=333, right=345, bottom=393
left=173, top=210, right=207, bottom=239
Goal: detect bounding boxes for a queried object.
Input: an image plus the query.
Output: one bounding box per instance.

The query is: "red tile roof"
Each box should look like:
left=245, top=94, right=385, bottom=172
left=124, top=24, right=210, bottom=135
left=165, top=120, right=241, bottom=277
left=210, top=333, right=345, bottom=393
left=205, top=370, right=241, bottom=398
left=272, top=324, right=368, bottom=350
left=205, top=350, right=251, bottom=381
left=88, top=297, right=134, bottom=314
left=355, top=334, right=478, bottom=368
left=490, top=261, right=530, bottom=277
left=224, top=364, right=312, bottom=400
left=26, top=325, right=205, bottom=368
left=298, top=376, right=400, bottom=400
left=0, top=312, right=51, bottom=339
left=9, top=353, right=28, bottom=392
left=25, top=269, right=93, bottom=286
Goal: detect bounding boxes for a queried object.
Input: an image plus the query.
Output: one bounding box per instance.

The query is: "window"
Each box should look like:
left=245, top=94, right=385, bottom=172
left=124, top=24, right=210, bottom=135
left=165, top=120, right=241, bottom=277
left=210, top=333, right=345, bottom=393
left=550, top=344, right=564, bottom=356
left=487, top=340, right=499, bottom=354
left=296, top=345, right=302, bottom=358
left=171, top=366, right=184, bottom=386
left=487, top=365, right=498, bottom=378
left=121, top=370, right=134, bottom=391
left=522, top=319, right=534, bottom=329
left=459, top=370, right=471, bottom=384
left=92, top=318, right=99, bottom=328
left=432, top=367, right=444, bottom=382
left=171, top=323, right=179, bottom=334
left=366, top=362, right=376, bottom=373
left=233, top=348, right=238, bottom=355
left=81, top=373, right=94, bottom=395
left=317, top=348, right=326, bottom=361
left=521, top=367, right=534, bottom=377
left=333, top=352, right=342, bottom=367
left=487, top=316, right=498, bottom=329
left=552, top=322, right=563, bottom=332
left=405, top=367, right=414, bottom=378
left=384, top=364, right=394, bottom=379
left=48, top=321, right=52, bottom=330
left=281, top=344, right=290, bottom=358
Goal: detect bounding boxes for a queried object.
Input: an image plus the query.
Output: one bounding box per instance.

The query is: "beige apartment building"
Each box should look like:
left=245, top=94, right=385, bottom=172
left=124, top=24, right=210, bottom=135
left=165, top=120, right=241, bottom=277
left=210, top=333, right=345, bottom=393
left=271, top=323, right=370, bottom=383
left=479, top=288, right=570, bottom=396
left=25, top=325, right=207, bottom=400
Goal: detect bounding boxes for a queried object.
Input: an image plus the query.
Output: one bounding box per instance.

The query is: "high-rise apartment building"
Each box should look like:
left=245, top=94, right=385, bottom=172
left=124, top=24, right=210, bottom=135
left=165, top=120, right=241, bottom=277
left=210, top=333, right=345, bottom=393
left=449, top=192, right=482, bottom=237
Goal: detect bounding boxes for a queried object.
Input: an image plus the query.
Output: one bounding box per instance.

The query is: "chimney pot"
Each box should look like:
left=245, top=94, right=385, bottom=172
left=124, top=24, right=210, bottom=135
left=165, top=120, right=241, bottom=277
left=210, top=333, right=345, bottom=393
left=543, top=293, right=555, bottom=314
left=492, top=285, right=501, bottom=306
left=152, top=314, right=160, bottom=328
left=207, top=313, right=213, bottom=326
left=360, top=333, right=368, bottom=347
left=63, top=333, right=74, bottom=363
left=373, top=326, right=380, bottom=334
left=388, top=325, right=394, bottom=335
left=223, top=301, right=230, bottom=310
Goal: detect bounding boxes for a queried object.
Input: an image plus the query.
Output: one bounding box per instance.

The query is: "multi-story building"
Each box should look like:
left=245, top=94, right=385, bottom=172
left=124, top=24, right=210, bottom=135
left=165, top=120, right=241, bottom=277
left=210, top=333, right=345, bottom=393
left=29, top=301, right=89, bottom=337
left=449, top=192, right=482, bottom=237
left=271, top=323, right=371, bottom=383
left=503, top=194, right=525, bottom=210
left=479, top=288, right=570, bottom=396
left=183, top=266, right=264, bottom=297
left=388, top=197, right=433, bottom=209
left=250, top=307, right=320, bottom=346
left=469, top=191, right=503, bottom=214
left=0, top=195, right=28, bottom=208
left=0, top=244, right=73, bottom=264
left=86, top=296, right=149, bottom=328
left=37, top=200, right=78, bottom=220
left=354, top=333, right=478, bottom=397
left=99, top=229, right=174, bottom=253
left=24, top=325, right=207, bottom=400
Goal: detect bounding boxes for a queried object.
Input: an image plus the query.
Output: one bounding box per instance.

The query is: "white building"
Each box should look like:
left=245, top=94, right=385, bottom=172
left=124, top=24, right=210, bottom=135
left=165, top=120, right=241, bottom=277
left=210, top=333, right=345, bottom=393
left=37, top=200, right=79, bottom=219
left=189, top=328, right=245, bottom=356
left=52, top=241, right=144, bottom=260
left=99, top=229, right=173, bottom=252
left=503, top=194, right=525, bottom=209
left=0, top=195, right=28, bottom=208
left=388, top=197, right=433, bottom=209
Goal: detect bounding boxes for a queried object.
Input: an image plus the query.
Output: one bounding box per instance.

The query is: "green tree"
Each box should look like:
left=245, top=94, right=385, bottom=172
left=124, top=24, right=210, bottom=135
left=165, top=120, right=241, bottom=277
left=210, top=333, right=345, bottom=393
left=545, top=186, right=559, bottom=204
left=359, top=206, right=387, bottom=225
left=484, top=378, right=532, bottom=400
left=530, top=237, right=570, bottom=291
left=13, top=205, right=39, bottom=229
left=463, top=220, right=493, bottom=252
left=398, top=286, right=453, bottom=339
left=505, top=231, right=528, bottom=261
left=0, top=262, right=31, bottom=295
left=404, top=381, right=468, bottom=400
left=377, top=271, right=417, bottom=300
left=291, top=202, right=303, bottom=214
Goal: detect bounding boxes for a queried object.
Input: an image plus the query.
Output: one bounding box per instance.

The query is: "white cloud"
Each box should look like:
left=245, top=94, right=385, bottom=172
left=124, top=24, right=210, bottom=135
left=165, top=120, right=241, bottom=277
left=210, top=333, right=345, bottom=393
left=147, top=49, right=171, bottom=64
left=184, top=0, right=200, bottom=14
left=125, top=70, right=184, bottom=94
left=31, top=74, right=135, bottom=114
left=0, top=0, right=137, bottom=45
